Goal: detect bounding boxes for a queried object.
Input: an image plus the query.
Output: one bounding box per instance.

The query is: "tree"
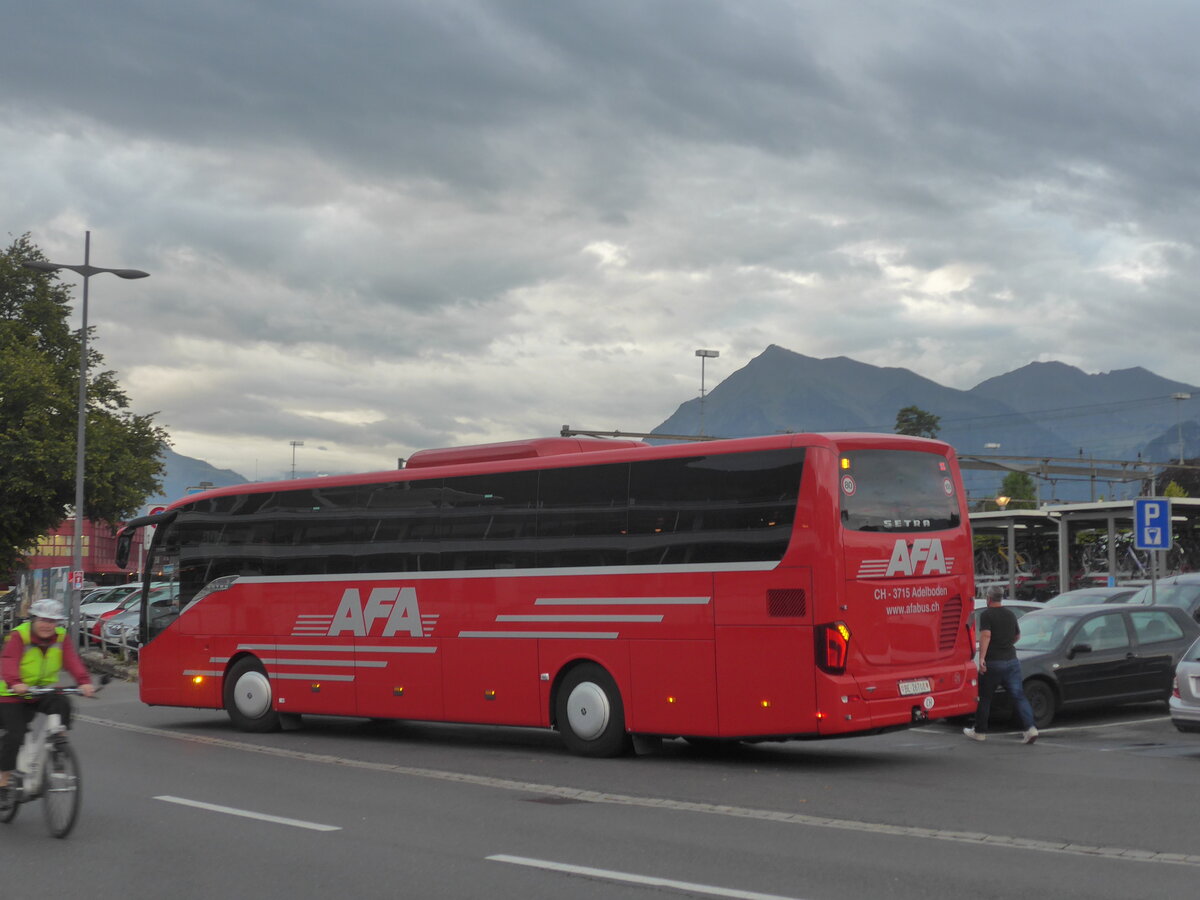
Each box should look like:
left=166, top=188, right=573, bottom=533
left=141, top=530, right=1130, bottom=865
left=1164, top=480, right=1189, bottom=498
left=1, top=234, right=168, bottom=576
left=999, top=471, right=1038, bottom=508
left=1154, top=463, right=1198, bottom=497
left=894, top=405, right=941, bottom=438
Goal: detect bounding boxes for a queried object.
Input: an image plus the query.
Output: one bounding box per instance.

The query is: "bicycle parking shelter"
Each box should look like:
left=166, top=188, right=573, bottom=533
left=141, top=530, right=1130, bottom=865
left=970, top=498, right=1200, bottom=600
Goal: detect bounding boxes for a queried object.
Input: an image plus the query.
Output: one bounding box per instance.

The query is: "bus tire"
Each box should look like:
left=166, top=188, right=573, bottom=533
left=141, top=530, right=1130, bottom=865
left=224, top=657, right=281, bottom=733
left=1023, top=679, right=1056, bottom=730
left=555, top=663, right=632, bottom=758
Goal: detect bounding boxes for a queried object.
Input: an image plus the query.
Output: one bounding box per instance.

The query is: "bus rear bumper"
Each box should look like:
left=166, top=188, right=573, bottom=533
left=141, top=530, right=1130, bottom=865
left=814, top=663, right=977, bottom=736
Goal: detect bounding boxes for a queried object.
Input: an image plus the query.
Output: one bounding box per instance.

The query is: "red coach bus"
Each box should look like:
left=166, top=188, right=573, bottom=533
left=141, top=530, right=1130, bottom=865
left=116, top=433, right=978, bottom=756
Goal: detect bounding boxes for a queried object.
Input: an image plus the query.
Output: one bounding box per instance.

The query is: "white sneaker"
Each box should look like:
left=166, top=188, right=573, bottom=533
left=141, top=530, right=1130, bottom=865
left=1022, top=727, right=1039, bottom=745
left=962, top=727, right=986, bottom=742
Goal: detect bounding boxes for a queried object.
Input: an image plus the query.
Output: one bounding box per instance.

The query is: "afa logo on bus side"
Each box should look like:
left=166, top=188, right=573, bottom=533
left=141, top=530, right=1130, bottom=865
left=886, top=538, right=948, bottom=577
left=329, top=587, right=427, bottom=637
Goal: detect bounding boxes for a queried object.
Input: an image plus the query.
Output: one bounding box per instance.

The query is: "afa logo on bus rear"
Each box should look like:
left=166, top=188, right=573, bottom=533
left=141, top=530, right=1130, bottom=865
left=856, top=538, right=955, bottom=578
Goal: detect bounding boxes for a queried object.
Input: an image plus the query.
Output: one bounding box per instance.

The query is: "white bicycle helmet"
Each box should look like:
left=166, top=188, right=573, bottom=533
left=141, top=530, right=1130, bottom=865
left=29, top=598, right=66, bottom=621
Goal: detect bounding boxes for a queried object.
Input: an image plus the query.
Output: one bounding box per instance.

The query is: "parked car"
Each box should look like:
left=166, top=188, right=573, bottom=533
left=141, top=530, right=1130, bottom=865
left=81, top=586, right=117, bottom=606
left=984, top=604, right=1200, bottom=729
left=100, top=605, right=144, bottom=649
left=969, top=599, right=1044, bottom=658
left=80, top=583, right=148, bottom=622
left=0, top=589, right=19, bottom=623
left=972, top=597, right=1042, bottom=618
left=1171, top=637, right=1200, bottom=734
left=85, top=588, right=146, bottom=640
left=1041, top=586, right=1137, bottom=608
left=100, top=585, right=178, bottom=651
left=1121, top=573, right=1200, bottom=623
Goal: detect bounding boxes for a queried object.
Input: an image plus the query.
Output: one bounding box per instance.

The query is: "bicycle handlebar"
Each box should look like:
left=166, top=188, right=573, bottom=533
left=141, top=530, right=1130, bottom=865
left=22, top=675, right=110, bottom=698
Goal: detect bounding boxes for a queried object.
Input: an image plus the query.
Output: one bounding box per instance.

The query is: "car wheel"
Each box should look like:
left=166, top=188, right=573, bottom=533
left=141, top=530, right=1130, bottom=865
left=555, top=663, right=632, bottom=758
left=1023, top=679, right=1056, bottom=730
left=224, top=657, right=281, bottom=732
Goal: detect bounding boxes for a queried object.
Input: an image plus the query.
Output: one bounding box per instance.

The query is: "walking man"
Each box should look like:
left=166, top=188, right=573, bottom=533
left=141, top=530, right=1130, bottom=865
left=964, top=585, right=1038, bottom=744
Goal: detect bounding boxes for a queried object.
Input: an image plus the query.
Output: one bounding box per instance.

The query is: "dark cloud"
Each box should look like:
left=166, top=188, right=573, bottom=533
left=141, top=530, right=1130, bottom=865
left=4, top=1, right=1199, bottom=480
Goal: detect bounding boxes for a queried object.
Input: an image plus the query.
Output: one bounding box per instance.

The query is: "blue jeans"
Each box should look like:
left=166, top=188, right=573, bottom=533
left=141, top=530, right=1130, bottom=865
left=975, top=657, right=1035, bottom=732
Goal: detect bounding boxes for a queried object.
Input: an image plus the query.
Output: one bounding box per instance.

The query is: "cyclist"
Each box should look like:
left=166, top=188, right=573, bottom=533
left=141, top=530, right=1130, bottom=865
left=0, top=599, right=95, bottom=795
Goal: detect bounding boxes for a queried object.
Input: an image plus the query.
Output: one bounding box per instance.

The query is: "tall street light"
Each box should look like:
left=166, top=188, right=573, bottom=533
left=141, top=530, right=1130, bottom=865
left=695, top=349, right=719, bottom=437
left=1173, top=392, right=1192, bottom=465
left=23, top=232, right=149, bottom=641
left=290, top=440, right=305, bottom=478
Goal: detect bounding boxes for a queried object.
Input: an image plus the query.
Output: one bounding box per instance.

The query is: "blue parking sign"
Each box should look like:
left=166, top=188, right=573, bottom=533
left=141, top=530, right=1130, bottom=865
left=1134, top=498, right=1172, bottom=550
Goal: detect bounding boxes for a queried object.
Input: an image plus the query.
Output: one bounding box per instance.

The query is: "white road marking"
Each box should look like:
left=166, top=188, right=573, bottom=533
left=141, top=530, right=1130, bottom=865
left=82, top=716, right=1200, bottom=867
left=154, top=795, right=341, bottom=831
left=487, top=854, right=808, bottom=900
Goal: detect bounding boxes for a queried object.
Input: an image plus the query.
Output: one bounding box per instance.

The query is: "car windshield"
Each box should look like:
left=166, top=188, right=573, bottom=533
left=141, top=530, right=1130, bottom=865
left=1126, top=582, right=1200, bottom=608
left=1016, top=613, right=1076, bottom=652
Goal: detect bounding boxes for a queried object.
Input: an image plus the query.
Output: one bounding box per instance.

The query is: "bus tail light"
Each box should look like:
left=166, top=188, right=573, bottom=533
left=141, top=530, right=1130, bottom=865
left=816, top=622, right=851, bottom=674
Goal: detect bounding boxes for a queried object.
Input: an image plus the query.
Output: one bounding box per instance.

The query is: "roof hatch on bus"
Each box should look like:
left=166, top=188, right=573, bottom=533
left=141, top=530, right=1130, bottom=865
left=405, top=436, right=646, bottom=469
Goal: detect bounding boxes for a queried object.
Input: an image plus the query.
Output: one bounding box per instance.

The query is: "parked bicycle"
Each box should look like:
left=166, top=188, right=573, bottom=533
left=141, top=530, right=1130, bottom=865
left=0, top=683, right=102, bottom=837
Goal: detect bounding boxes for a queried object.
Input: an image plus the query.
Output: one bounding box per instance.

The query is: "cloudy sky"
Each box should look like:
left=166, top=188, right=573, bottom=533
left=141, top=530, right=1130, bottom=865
left=5, top=1, right=1199, bottom=481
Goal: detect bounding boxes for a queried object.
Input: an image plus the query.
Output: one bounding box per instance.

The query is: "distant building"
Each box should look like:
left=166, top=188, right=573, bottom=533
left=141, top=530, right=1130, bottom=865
left=18, top=517, right=147, bottom=586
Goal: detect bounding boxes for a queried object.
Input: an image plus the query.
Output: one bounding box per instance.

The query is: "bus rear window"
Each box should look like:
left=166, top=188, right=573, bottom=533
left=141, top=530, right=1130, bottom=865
left=839, top=450, right=960, bottom=532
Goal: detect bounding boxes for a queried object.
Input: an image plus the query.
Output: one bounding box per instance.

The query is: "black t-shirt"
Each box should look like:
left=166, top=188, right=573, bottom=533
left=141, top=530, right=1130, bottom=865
left=979, top=606, right=1020, bottom=661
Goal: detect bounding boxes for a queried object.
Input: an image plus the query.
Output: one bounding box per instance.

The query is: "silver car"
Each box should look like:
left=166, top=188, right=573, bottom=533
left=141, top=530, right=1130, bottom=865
left=1171, top=636, right=1200, bottom=734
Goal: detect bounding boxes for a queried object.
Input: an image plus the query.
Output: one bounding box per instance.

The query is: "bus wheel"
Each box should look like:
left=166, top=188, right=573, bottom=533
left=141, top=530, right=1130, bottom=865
left=556, top=664, right=632, bottom=758
left=224, top=657, right=281, bottom=733
left=1023, top=679, right=1056, bottom=730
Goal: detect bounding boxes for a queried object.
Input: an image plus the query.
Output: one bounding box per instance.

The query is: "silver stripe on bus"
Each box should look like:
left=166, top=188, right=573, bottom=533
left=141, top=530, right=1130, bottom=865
left=233, top=560, right=776, bottom=584
left=182, top=669, right=223, bottom=677
left=459, top=631, right=619, bottom=639
left=270, top=673, right=355, bottom=682
left=534, top=597, right=710, bottom=606
left=258, top=658, right=386, bottom=668
left=235, top=644, right=436, bottom=654
left=496, top=614, right=663, bottom=623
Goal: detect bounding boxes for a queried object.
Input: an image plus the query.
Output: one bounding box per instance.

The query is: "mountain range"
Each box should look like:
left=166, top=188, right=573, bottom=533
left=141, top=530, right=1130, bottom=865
left=651, top=345, right=1199, bottom=502
left=154, top=345, right=1199, bottom=507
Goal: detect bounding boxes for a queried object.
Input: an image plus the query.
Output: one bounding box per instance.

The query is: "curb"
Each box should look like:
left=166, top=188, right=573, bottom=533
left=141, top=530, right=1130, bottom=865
left=81, top=649, right=138, bottom=683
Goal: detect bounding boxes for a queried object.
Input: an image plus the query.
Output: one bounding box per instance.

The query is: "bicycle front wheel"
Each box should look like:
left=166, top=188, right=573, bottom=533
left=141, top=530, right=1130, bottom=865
left=0, top=782, right=19, bottom=824
left=43, top=743, right=81, bottom=838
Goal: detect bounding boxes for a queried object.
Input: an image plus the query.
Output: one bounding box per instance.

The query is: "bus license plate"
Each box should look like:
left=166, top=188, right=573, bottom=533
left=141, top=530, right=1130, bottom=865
left=898, top=679, right=931, bottom=696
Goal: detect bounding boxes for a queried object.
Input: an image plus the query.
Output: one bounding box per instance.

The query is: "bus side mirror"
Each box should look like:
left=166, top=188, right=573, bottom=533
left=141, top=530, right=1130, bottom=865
left=115, top=529, right=133, bottom=569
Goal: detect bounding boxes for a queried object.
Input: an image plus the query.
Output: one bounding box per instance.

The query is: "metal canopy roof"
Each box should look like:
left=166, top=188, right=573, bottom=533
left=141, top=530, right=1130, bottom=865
left=957, top=454, right=1159, bottom=483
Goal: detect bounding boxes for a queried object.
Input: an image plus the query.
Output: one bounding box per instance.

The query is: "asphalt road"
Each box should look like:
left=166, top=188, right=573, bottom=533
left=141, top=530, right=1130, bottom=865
left=3, top=681, right=1198, bottom=899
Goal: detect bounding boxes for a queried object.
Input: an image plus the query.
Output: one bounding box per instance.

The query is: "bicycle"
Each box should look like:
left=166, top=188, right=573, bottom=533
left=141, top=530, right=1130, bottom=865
left=0, top=685, right=96, bottom=838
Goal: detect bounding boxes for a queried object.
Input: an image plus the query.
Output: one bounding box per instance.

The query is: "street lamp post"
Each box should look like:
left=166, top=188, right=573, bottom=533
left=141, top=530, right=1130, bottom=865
left=290, top=440, right=305, bottom=478
left=1173, top=393, right=1192, bottom=465
left=23, top=231, right=149, bottom=642
left=695, top=349, right=719, bottom=437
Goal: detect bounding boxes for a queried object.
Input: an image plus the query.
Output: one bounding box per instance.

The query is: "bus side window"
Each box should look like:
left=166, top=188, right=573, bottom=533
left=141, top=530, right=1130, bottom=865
left=536, top=462, right=630, bottom=568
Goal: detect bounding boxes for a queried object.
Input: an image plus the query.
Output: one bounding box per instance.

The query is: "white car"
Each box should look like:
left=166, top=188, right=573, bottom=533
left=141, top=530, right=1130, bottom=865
left=79, top=583, right=143, bottom=618
left=1171, top=636, right=1200, bottom=734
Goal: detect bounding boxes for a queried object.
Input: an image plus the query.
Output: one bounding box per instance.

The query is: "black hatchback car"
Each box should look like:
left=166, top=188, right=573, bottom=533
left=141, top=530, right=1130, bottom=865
left=984, top=604, right=1200, bottom=729
left=1121, top=573, right=1200, bottom=624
